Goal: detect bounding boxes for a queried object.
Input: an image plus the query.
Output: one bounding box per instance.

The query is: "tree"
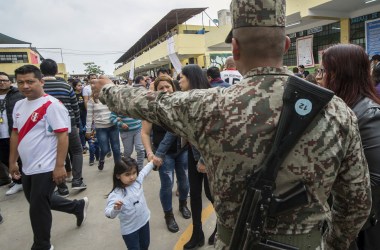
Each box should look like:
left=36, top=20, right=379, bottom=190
left=83, top=62, right=105, bottom=75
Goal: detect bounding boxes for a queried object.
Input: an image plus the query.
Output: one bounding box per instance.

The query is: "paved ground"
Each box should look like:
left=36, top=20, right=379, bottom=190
left=0, top=153, right=217, bottom=250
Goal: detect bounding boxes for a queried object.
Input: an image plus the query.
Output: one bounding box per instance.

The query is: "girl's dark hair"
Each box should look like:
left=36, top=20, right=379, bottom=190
left=108, top=157, right=139, bottom=196
left=322, top=44, right=380, bottom=107
left=181, top=64, right=211, bottom=90
left=153, top=76, right=176, bottom=91
left=72, top=79, right=81, bottom=89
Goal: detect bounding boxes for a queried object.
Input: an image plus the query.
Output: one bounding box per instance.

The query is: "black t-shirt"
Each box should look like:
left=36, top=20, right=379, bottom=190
left=76, top=92, right=85, bottom=112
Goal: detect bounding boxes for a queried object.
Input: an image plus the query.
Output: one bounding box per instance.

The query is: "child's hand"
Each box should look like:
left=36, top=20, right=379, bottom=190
left=114, top=200, right=123, bottom=210
left=153, top=156, right=163, bottom=167
left=121, top=123, right=129, bottom=130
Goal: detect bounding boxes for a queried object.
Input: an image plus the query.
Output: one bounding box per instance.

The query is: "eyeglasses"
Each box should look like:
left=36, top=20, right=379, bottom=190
left=0, top=80, right=10, bottom=83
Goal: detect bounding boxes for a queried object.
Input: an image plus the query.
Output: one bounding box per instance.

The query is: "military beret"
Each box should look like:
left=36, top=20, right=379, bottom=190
left=225, top=0, right=286, bottom=43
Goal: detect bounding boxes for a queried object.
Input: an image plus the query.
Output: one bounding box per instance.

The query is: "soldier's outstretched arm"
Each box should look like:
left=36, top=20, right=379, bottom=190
left=99, top=83, right=217, bottom=145
left=324, top=119, right=371, bottom=249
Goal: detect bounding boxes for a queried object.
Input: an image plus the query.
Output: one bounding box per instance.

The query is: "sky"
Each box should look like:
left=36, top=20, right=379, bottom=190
left=0, top=0, right=231, bottom=75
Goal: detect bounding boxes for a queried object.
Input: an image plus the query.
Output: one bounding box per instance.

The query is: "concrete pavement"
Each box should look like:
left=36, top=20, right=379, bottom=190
left=0, top=153, right=217, bottom=250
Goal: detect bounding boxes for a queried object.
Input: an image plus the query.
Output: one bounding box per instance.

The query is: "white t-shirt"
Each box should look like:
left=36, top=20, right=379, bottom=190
left=220, top=69, right=243, bottom=85
left=0, top=94, right=9, bottom=139
left=12, top=95, right=71, bottom=175
left=82, top=85, right=92, bottom=97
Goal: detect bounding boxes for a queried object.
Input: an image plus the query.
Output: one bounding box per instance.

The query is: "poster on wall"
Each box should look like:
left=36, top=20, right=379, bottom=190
left=365, top=18, right=380, bottom=57
left=296, top=35, right=315, bottom=68
left=209, top=53, right=232, bottom=69
left=29, top=51, right=39, bottom=64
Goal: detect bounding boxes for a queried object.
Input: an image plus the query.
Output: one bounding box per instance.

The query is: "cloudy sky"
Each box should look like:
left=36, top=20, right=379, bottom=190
left=0, top=0, right=231, bottom=75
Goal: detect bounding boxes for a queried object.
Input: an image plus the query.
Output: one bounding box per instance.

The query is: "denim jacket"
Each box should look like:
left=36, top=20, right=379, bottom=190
left=154, top=131, right=178, bottom=159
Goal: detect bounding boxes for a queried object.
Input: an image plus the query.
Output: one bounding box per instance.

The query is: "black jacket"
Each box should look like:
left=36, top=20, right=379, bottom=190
left=5, top=86, right=24, bottom=134
left=352, top=97, right=380, bottom=226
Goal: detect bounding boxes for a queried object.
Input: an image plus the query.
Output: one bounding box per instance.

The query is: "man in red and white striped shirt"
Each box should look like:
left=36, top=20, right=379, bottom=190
left=9, top=65, right=88, bottom=250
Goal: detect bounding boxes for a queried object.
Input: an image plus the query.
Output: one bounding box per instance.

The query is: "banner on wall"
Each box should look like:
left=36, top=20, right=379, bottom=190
left=167, top=36, right=182, bottom=73
left=128, top=59, right=135, bottom=80
left=365, top=18, right=380, bottom=57
left=296, top=35, right=315, bottom=68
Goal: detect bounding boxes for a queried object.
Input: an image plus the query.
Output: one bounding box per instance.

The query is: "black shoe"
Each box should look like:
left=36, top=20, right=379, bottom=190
left=76, top=197, right=89, bottom=227
left=208, top=225, right=217, bottom=245
left=89, top=160, right=94, bottom=166
left=72, top=179, right=87, bottom=190
left=98, top=160, right=105, bottom=171
left=179, top=200, right=191, bottom=219
left=106, top=152, right=112, bottom=158
left=0, top=179, right=11, bottom=187
left=54, top=187, right=69, bottom=198
left=0, top=212, right=3, bottom=224
left=164, top=210, right=179, bottom=233
left=184, top=225, right=205, bottom=249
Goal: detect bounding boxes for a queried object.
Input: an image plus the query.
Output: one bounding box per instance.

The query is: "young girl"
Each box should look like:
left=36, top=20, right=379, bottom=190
left=105, top=157, right=154, bottom=249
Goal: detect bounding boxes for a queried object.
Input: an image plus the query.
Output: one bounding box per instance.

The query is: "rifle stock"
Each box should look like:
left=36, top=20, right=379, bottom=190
left=229, top=76, right=334, bottom=250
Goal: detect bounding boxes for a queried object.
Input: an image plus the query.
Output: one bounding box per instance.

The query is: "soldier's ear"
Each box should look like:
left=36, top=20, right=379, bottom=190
left=284, top=36, right=291, bottom=54
left=232, top=38, right=240, bottom=61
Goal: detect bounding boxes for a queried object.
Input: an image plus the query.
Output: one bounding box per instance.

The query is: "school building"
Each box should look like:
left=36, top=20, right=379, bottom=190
left=0, top=33, right=68, bottom=80
left=113, top=0, right=380, bottom=78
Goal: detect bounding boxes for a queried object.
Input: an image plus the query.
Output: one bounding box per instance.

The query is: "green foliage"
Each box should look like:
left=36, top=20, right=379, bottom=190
left=83, top=62, right=104, bottom=75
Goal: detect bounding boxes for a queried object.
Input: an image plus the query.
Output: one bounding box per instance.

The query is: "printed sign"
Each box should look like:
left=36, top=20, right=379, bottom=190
left=365, top=18, right=380, bottom=57
left=296, top=35, right=315, bottom=68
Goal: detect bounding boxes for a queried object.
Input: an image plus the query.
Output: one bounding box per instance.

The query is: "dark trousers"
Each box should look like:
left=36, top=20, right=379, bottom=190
left=188, top=148, right=213, bottom=227
left=22, top=172, right=81, bottom=250
left=0, top=138, right=22, bottom=184
left=122, top=221, right=150, bottom=250
left=68, top=129, right=83, bottom=184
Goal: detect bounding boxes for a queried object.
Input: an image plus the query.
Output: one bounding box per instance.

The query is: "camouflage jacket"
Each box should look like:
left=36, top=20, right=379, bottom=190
left=100, top=67, right=371, bottom=249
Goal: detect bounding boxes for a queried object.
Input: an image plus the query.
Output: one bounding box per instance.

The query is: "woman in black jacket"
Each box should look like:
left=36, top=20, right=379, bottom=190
left=321, top=44, right=380, bottom=250
left=179, top=65, right=217, bottom=249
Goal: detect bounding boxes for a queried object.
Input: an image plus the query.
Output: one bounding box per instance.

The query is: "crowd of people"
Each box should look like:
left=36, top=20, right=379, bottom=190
left=1, top=0, right=380, bottom=249
left=0, top=57, right=239, bottom=249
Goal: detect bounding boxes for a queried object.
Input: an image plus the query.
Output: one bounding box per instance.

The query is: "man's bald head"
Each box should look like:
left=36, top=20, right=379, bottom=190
left=225, top=56, right=237, bottom=69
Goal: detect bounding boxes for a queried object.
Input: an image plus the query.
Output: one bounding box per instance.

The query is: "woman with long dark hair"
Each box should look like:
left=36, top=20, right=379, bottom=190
left=141, top=76, right=191, bottom=233
left=321, top=44, right=380, bottom=250
left=179, top=64, right=217, bottom=248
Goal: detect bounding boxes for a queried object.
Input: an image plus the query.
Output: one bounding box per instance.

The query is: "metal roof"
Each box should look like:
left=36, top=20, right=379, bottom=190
left=0, top=33, right=31, bottom=45
left=115, top=7, right=207, bottom=64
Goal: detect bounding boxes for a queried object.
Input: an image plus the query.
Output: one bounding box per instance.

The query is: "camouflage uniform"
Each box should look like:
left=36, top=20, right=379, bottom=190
left=99, top=66, right=371, bottom=249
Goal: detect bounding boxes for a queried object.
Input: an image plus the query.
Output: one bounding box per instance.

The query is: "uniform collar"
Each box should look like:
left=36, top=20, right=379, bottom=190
left=244, top=66, right=291, bottom=77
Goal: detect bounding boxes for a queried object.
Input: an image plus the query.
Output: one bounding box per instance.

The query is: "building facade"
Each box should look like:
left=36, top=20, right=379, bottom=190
left=114, top=1, right=380, bottom=77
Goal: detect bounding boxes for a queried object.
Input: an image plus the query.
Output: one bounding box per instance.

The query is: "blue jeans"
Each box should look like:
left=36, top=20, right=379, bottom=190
left=120, top=128, right=145, bottom=170
left=159, top=149, right=189, bottom=212
left=122, top=221, right=150, bottom=250
left=88, top=138, right=100, bottom=162
left=96, top=125, right=121, bottom=164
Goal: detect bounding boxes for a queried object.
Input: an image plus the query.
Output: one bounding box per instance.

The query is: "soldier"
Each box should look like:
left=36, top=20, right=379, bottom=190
left=92, top=0, right=371, bottom=249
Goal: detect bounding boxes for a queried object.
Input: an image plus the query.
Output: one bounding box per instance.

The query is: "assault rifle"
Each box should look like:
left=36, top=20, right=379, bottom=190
left=229, top=76, right=334, bottom=250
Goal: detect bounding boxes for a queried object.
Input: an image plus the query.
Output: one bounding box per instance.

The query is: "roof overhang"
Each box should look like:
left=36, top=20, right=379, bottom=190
left=115, top=7, right=207, bottom=64
left=0, top=33, right=31, bottom=45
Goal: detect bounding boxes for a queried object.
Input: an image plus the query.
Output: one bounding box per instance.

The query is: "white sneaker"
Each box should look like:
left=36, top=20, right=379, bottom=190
left=50, top=245, right=54, bottom=250
left=6, top=183, right=23, bottom=196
